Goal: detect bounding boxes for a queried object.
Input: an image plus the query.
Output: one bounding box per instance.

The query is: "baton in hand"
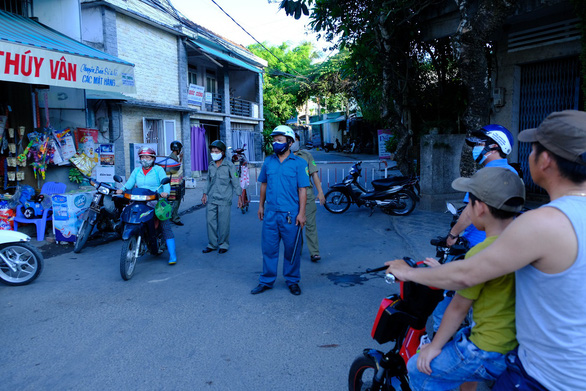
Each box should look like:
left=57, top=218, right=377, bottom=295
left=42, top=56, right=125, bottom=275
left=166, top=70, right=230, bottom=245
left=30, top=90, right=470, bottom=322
left=290, top=225, right=303, bottom=264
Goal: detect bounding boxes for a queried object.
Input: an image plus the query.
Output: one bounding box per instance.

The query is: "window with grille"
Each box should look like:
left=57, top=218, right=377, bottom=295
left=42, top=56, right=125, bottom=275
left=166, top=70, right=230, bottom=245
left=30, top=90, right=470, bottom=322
left=1, top=1, right=32, bottom=16
left=188, top=67, right=197, bottom=86
left=143, top=118, right=176, bottom=156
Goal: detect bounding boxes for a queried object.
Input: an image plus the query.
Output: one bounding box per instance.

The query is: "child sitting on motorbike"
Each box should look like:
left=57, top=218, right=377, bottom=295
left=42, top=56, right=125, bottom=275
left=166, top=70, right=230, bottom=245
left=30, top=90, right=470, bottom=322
left=403, top=167, right=525, bottom=390
left=116, top=147, right=177, bottom=265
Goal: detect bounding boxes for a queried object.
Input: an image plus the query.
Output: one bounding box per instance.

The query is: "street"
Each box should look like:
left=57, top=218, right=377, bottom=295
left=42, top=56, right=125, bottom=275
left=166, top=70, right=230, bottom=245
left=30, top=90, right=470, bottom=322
left=1, top=179, right=453, bottom=390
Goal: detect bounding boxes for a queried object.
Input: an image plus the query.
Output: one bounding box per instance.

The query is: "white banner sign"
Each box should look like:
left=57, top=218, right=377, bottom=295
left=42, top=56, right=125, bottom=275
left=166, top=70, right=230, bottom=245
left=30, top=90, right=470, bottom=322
left=0, top=41, right=135, bottom=93
left=188, top=84, right=205, bottom=106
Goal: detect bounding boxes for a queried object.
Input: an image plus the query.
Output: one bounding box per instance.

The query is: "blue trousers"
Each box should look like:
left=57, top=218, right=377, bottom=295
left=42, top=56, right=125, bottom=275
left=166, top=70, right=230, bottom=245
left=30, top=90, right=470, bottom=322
left=407, top=328, right=507, bottom=391
left=259, top=210, right=302, bottom=287
left=492, top=348, right=548, bottom=391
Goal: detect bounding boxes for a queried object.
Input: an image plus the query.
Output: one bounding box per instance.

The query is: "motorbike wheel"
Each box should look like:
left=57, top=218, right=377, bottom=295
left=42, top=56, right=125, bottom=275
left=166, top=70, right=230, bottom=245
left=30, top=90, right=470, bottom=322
left=348, top=354, right=396, bottom=391
left=324, top=190, right=351, bottom=214
left=120, top=236, right=139, bottom=281
left=383, top=190, right=417, bottom=216
left=73, top=220, right=94, bottom=253
left=0, top=243, right=43, bottom=286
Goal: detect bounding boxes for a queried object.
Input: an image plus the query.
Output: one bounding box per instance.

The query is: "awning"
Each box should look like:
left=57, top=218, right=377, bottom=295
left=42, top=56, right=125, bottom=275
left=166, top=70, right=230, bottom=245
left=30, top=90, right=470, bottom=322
left=188, top=40, right=262, bottom=74
left=85, top=89, right=128, bottom=100
left=0, top=10, right=135, bottom=93
left=309, top=115, right=346, bottom=125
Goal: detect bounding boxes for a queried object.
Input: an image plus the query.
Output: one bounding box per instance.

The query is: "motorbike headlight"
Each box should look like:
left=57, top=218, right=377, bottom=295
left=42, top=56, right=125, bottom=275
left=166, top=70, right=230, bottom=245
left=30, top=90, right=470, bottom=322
left=97, top=185, right=110, bottom=195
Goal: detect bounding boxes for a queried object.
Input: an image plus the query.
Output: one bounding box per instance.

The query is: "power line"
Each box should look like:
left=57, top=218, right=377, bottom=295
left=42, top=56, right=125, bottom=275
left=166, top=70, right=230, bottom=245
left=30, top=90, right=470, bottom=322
left=207, top=0, right=308, bottom=79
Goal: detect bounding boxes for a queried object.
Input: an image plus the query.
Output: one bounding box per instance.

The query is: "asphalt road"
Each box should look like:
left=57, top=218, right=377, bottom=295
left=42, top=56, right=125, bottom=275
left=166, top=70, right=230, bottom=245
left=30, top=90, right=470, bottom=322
left=2, top=195, right=456, bottom=390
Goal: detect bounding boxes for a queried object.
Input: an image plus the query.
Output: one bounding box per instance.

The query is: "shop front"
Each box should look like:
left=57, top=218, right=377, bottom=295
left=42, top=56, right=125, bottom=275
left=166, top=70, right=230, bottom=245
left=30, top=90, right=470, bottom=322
left=0, top=9, right=135, bottom=240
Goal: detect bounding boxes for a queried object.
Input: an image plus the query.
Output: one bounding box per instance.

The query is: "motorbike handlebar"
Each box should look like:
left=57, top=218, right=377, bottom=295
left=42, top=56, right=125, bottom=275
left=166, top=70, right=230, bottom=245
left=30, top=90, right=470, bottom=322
left=367, top=257, right=419, bottom=284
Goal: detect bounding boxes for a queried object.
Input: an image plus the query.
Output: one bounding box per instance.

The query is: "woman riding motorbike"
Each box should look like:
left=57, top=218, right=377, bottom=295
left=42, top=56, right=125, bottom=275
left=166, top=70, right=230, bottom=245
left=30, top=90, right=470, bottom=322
left=116, top=147, right=178, bottom=265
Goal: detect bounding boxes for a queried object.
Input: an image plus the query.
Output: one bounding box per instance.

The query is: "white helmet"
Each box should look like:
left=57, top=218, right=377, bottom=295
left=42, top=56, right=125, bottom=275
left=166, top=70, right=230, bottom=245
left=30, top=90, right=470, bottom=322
left=270, top=125, right=295, bottom=140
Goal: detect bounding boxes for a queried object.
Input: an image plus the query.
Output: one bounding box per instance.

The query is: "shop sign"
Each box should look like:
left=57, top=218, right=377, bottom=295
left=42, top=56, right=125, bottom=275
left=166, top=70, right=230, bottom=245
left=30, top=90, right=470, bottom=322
left=0, top=41, right=135, bottom=93
left=188, top=84, right=205, bottom=106
left=378, top=129, right=394, bottom=159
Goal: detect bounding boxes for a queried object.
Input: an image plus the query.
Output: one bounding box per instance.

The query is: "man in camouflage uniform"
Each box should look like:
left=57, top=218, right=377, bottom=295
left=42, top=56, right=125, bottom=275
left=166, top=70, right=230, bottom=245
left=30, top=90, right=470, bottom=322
left=292, top=133, right=325, bottom=262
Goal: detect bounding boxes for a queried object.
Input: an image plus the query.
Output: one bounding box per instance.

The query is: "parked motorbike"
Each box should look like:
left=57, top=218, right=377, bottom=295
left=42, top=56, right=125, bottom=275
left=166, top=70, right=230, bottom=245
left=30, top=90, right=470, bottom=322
left=0, top=230, right=44, bottom=286
left=323, top=142, right=335, bottom=152
left=119, top=176, right=171, bottom=281
left=324, top=162, right=419, bottom=216
left=74, top=176, right=126, bottom=253
left=231, top=145, right=251, bottom=214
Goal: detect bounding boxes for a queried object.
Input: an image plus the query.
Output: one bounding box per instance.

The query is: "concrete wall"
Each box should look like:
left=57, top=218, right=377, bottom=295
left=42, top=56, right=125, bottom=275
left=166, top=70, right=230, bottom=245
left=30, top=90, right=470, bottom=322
left=120, top=106, right=182, bottom=177
left=34, top=0, right=81, bottom=40
left=115, top=14, right=179, bottom=105
left=419, top=134, right=466, bottom=211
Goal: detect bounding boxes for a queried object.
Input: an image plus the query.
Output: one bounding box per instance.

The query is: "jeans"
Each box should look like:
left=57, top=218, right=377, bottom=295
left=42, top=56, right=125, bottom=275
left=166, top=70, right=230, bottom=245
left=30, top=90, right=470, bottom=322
left=407, top=328, right=507, bottom=391
left=492, top=347, right=548, bottom=391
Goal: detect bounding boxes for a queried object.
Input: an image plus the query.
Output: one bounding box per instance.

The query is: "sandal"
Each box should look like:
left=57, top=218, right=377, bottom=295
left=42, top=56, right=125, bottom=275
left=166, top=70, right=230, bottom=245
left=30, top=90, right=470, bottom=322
left=310, top=255, right=321, bottom=262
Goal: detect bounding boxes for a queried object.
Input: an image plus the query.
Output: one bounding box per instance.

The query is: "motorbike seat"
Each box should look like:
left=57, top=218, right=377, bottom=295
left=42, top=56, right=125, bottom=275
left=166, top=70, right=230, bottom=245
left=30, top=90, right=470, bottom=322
left=371, top=176, right=410, bottom=190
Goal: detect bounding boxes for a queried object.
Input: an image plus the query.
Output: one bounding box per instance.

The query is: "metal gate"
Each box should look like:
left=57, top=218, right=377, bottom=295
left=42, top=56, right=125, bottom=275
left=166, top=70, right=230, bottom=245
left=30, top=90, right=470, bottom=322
left=518, top=57, right=580, bottom=193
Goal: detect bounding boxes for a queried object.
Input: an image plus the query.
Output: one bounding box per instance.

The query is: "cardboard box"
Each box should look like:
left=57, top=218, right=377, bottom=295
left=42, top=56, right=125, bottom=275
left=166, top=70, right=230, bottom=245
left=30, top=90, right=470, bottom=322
left=185, top=178, right=197, bottom=189
left=51, top=191, right=93, bottom=242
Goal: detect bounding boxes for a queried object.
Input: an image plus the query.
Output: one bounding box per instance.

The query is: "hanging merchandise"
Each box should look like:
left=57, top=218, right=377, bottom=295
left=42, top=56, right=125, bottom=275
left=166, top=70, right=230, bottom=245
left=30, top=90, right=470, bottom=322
left=68, top=167, right=85, bottom=184
left=75, top=128, right=99, bottom=165
left=52, top=128, right=76, bottom=163
left=24, top=130, right=51, bottom=180
left=70, top=153, right=96, bottom=176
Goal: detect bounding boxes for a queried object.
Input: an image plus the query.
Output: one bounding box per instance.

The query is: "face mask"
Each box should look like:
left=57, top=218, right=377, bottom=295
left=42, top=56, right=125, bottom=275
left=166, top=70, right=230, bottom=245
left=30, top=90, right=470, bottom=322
left=140, top=159, right=153, bottom=168
left=273, top=142, right=289, bottom=155
left=472, top=146, right=488, bottom=165
left=211, top=152, right=223, bottom=161
left=291, top=141, right=300, bottom=152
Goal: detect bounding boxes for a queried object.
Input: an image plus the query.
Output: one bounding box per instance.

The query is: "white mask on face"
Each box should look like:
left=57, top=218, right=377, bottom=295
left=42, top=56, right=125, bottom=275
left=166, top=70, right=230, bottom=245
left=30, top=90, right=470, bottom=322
left=211, top=152, right=223, bottom=161
left=291, top=141, right=300, bottom=152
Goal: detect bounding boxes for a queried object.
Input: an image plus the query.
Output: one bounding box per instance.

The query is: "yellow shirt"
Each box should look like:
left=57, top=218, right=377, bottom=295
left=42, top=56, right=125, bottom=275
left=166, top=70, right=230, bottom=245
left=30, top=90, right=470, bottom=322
left=458, top=236, right=518, bottom=354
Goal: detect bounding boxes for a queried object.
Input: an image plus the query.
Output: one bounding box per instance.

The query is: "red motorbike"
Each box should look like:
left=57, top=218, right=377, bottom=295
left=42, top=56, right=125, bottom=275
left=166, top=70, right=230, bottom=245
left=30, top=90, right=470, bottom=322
left=348, top=258, right=444, bottom=391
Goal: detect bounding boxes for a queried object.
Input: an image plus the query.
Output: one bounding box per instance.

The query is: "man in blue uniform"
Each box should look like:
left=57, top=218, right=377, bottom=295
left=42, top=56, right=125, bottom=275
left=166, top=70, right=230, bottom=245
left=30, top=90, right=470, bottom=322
left=251, top=125, right=310, bottom=296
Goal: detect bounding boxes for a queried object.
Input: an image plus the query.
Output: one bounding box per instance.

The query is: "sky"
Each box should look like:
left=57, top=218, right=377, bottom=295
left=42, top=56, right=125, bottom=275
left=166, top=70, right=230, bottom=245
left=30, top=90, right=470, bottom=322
left=171, top=0, right=332, bottom=55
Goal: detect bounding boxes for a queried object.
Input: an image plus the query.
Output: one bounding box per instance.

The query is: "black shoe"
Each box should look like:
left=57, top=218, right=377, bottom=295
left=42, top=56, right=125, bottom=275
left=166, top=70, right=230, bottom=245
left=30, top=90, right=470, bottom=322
left=172, top=220, right=184, bottom=226
left=288, top=283, right=301, bottom=296
left=202, top=247, right=216, bottom=253
left=310, top=254, right=321, bottom=263
left=251, top=284, right=272, bottom=295
left=218, top=248, right=228, bottom=254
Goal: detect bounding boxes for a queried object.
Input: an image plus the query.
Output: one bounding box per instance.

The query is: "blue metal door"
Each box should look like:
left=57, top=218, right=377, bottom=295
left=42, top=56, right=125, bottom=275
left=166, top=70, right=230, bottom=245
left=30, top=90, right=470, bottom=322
left=518, top=57, right=580, bottom=193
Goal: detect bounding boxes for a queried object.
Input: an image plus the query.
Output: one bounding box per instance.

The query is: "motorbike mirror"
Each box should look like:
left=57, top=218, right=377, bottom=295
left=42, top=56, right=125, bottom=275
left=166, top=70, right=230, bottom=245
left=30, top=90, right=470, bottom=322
left=113, top=175, right=123, bottom=183
left=160, top=177, right=171, bottom=185
left=446, top=202, right=458, bottom=215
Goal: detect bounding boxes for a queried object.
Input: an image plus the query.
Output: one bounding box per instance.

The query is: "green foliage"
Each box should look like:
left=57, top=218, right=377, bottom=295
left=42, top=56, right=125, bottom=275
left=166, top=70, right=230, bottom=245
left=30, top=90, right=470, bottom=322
left=280, top=0, right=468, bottom=135
left=385, top=136, right=398, bottom=153
left=248, top=41, right=318, bottom=133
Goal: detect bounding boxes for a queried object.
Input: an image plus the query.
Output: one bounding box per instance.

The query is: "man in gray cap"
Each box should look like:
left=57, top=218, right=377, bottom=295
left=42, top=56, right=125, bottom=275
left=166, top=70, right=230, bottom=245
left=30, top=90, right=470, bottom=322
left=385, top=109, right=586, bottom=390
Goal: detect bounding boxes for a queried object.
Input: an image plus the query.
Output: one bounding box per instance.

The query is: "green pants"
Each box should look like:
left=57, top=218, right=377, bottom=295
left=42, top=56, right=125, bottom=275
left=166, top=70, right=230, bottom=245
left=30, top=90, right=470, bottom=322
left=170, top=198, right=181, bottom=222
left=304, top=197, right=319, bottom=256
left=206, top=203, right=232, bottom=250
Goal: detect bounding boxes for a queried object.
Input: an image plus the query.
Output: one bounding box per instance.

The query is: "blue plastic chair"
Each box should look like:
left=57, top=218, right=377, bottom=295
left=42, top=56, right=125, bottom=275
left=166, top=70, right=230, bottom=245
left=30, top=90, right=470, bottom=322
left=14, top=181, right=66, bottom=241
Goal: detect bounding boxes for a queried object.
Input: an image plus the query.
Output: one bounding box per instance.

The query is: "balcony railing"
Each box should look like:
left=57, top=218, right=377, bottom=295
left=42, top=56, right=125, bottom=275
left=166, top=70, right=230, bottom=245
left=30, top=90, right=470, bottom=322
left=199, top=93, right=258, bottom=118
left=230, top=97, right=252, bottom=117
left=204, top=93, right=224, bottom=113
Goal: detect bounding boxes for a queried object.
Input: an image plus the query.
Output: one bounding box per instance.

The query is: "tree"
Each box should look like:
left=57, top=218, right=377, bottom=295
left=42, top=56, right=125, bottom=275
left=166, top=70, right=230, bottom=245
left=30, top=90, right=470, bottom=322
left=247, top=41, right=318, bottom=151
left=279, top=0, right=518, bottom=176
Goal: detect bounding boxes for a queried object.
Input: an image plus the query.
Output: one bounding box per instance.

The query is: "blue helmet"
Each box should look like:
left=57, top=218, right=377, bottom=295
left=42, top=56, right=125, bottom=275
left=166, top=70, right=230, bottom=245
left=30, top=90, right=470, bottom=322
left=465, top=124, right=513, bottom=156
